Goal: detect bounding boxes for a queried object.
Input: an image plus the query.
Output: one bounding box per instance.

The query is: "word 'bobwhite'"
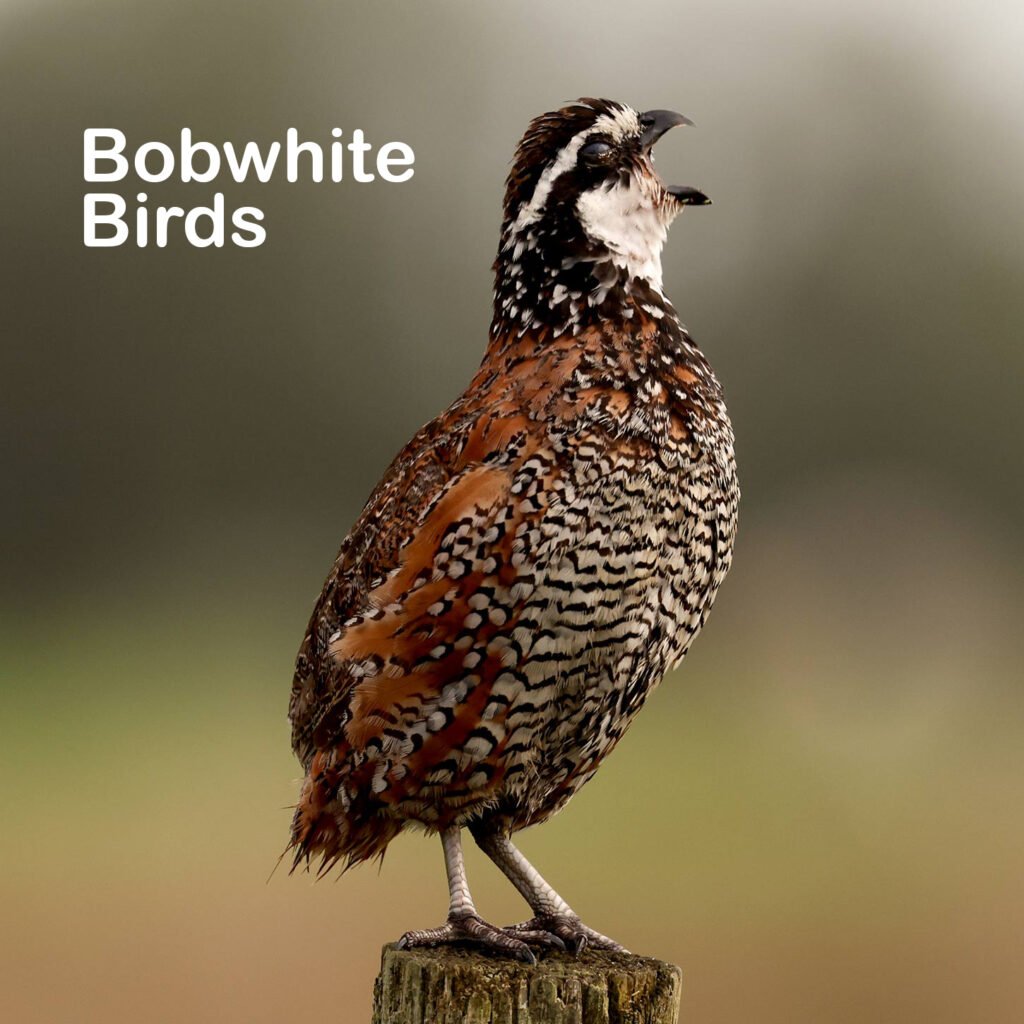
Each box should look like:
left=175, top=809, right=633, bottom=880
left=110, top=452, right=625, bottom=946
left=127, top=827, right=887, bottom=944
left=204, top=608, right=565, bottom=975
left=287, top=98, right=739, bottom=960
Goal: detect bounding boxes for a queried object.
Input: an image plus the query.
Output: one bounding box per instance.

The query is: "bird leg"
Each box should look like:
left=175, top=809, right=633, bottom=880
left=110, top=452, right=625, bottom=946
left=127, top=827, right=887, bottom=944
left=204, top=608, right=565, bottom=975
left=472, top=826, right=628, bottom=954
left=396, top=826, right=563, bottom=963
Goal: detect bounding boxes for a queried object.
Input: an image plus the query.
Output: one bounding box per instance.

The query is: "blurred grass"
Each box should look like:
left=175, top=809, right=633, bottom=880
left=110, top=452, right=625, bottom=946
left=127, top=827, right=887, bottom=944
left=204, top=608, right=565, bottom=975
left=2, top=496, right=1021, bottom=1023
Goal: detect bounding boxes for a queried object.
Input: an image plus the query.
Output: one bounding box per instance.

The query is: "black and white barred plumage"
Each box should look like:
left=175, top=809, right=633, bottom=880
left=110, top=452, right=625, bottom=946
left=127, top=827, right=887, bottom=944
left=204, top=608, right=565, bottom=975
left=288, top=97, right=737, bottom=959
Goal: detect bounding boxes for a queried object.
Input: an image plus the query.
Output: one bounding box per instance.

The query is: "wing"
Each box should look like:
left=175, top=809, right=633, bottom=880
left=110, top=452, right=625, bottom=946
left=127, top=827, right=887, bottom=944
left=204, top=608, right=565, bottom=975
left=288, top=400, right=554, bottom=773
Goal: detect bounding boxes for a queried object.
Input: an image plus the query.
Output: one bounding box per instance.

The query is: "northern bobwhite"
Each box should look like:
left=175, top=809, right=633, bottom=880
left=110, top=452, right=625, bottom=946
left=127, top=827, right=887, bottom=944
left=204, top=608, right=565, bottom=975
left=287, top=98, right=738, bottom=960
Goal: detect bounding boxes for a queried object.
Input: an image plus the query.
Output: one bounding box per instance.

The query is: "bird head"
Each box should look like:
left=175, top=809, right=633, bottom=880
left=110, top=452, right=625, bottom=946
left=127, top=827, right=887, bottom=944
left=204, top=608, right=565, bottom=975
left=494, top=98, right=708, bottom=334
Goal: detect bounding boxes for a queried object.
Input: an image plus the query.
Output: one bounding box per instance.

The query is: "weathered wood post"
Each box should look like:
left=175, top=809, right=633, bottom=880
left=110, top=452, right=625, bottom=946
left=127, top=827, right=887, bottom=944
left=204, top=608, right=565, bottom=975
left=371, top=944, right=682, bottom=1024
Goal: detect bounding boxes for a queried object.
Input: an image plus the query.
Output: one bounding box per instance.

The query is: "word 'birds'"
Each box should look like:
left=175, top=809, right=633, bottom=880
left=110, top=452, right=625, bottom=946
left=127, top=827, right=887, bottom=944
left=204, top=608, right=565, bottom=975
left=287, top=98, right=739, bottom=960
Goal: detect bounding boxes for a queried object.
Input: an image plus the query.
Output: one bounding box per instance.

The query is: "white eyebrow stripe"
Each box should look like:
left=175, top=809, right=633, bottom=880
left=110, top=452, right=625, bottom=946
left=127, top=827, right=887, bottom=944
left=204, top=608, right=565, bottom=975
left=505, top=106, right=641, bottom=242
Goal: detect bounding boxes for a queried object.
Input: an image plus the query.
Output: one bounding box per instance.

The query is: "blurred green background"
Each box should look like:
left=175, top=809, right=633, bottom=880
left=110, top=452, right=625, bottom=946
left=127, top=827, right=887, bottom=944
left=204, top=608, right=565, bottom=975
left=2, top=1, right=1022, bottom=1022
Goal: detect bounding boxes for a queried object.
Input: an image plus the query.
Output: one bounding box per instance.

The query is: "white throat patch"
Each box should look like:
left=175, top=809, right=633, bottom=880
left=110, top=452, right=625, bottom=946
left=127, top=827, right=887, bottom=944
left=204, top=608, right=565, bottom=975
left=576, top=178, right=676, bottom=292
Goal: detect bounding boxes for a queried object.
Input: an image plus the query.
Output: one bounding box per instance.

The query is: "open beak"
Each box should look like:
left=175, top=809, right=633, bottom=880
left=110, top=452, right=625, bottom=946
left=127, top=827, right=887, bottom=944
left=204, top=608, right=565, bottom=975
left=639, top=109, right=693, bottom=152
left=638, top=109, right=711, bottom=206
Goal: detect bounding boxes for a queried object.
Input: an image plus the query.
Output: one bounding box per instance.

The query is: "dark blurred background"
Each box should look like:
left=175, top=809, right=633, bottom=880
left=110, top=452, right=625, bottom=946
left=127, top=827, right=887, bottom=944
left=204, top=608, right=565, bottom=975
left=2, top=2, right=1022, bottom=1022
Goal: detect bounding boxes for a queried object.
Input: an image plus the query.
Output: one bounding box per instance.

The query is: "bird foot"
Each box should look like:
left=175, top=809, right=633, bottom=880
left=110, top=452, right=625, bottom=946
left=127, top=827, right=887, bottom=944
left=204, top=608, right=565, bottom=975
left=397, top=912, right=563, bottom=964
left=502, top=913, right=628, bottom=955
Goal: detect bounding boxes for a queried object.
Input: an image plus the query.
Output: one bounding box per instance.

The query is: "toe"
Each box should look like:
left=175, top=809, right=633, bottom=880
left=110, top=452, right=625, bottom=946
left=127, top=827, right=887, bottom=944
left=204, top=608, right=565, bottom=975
left=397, top=914, right=537, bottom=963
left=504, top=914, right=627, bottom=955
left=502, top=927, right=567, bottom=952
left=397, top=922, right=458, bottom=950
left=460, top=915, right=537, bottom=963
left=580, top=929, right=627, bottom=953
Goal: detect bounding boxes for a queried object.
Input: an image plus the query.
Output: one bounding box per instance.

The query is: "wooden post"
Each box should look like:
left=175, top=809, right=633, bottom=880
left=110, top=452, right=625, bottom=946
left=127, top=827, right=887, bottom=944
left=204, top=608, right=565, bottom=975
left=371, top=944, right=681, bottom=1024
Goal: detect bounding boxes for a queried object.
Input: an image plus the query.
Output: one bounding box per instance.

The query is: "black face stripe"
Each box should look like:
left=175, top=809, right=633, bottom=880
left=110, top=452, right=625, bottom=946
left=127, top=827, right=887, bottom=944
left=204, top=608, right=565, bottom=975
left=502, top=98, right=631, bottom=221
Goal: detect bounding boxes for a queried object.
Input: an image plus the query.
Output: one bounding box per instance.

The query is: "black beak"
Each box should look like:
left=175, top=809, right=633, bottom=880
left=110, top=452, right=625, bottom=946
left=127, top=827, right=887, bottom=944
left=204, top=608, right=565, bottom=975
left=639, top=110, right=711, bottom=207
left=638, top=109, right=693, bottom=153
left=667, top=184, right=711, bottom=206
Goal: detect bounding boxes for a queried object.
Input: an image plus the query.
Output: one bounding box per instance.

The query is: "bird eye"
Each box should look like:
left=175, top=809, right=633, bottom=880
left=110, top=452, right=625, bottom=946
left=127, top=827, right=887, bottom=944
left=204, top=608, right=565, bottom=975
left=579, top=139, right=613, bottom=163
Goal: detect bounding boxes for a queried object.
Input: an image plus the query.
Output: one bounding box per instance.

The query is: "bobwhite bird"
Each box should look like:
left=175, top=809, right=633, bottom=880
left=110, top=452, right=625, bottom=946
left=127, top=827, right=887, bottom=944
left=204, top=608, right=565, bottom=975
left=287, top=98, right=738, bottom=961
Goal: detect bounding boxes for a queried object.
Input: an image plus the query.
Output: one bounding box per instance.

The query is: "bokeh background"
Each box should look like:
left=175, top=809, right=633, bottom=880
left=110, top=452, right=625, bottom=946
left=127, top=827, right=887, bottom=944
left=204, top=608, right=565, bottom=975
left=2, top=1, right=1022, bottom=1022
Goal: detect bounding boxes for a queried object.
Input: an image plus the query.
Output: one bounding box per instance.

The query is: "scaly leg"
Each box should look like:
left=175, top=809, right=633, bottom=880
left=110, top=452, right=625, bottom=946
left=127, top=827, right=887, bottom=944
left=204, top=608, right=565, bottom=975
left=472, top=825, right=628, bottom=954
left=396, top=826, right=564, bottom=963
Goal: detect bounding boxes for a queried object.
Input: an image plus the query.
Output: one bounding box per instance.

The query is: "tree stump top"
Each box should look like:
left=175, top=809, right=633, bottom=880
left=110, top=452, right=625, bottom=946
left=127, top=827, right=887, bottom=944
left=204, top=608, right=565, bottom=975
left=372, top=943, right=681, bottom=1024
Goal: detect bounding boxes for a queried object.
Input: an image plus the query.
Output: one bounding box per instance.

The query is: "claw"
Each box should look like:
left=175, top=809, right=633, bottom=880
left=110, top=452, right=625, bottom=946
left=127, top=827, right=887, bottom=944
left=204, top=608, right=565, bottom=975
left=397, top=912, right=537, bottom=963
left=501, top=914, right=627, bottom=955
left=514, top=945, right=538, bottom=965
left=506, top=928, right=567, bottom=952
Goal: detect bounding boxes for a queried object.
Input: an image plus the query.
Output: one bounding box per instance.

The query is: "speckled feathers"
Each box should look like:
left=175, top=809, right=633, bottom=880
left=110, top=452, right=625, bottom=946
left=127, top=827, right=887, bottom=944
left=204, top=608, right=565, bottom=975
left=287, top=99, right=737, bottom=876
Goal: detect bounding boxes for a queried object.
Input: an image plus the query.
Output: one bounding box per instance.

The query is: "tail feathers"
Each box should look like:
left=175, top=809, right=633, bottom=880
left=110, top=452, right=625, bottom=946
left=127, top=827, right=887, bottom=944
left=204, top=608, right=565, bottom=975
left=285, top=763, right=401, bottom=878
